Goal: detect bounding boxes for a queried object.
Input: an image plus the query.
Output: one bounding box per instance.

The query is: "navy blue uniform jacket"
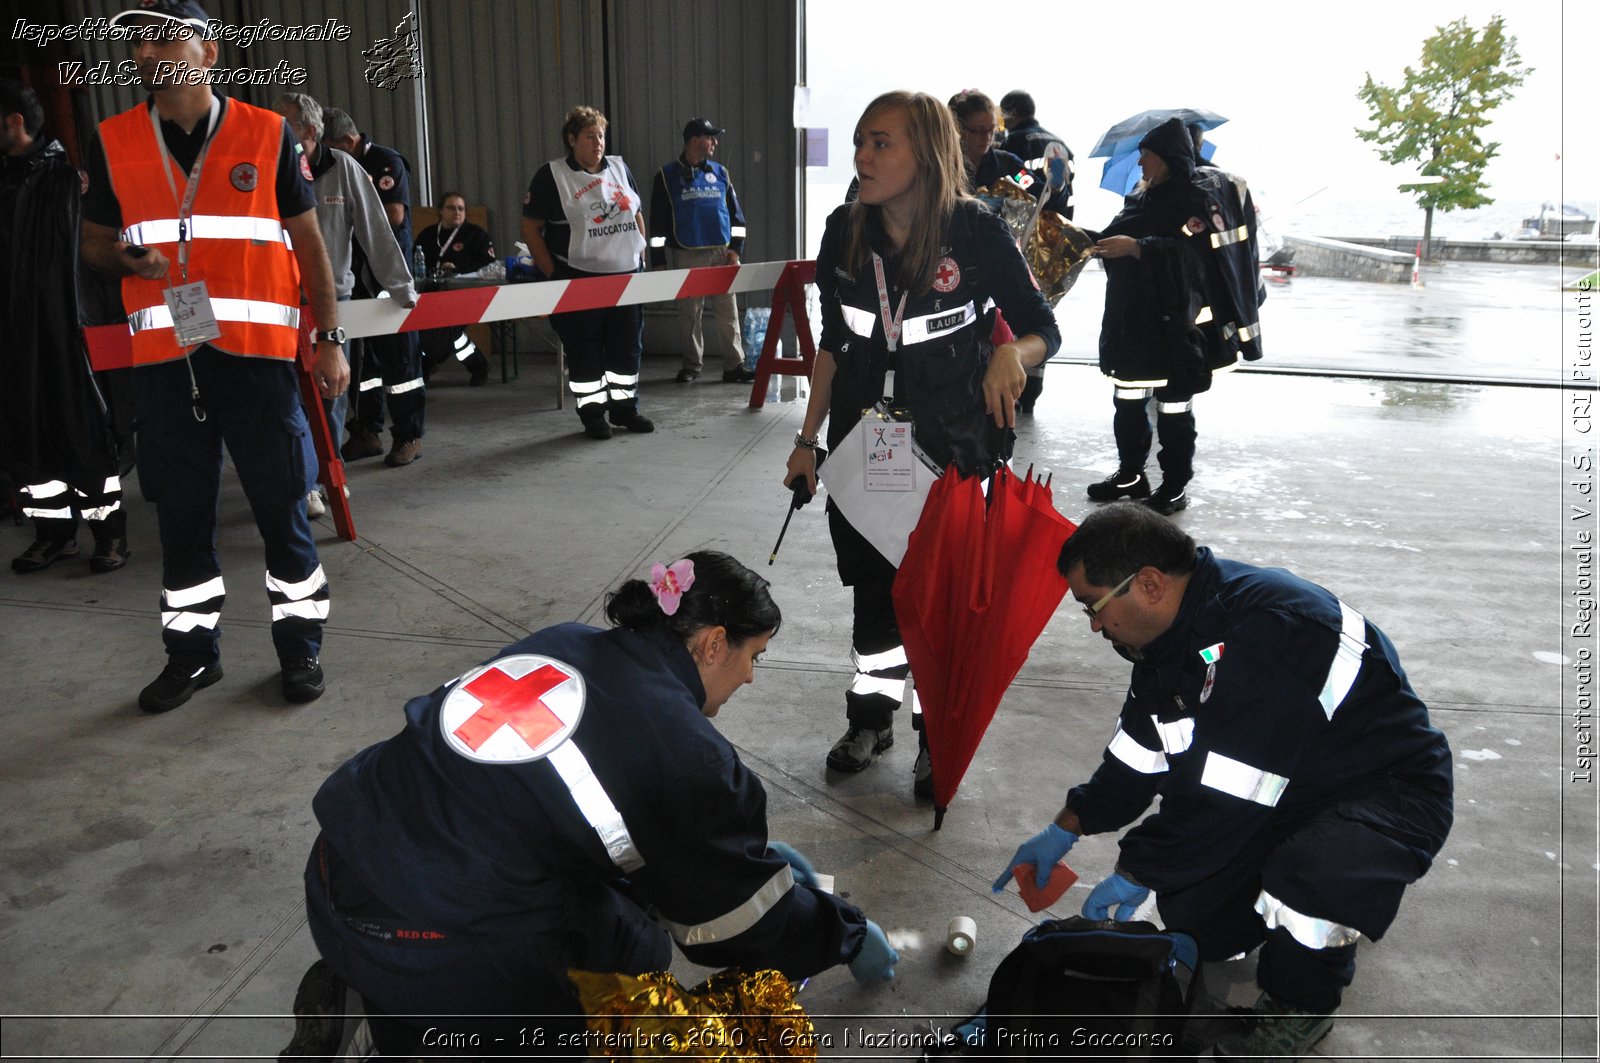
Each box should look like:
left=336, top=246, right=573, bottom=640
left=313, top=623, right=866, bottom=979
left=1067, top=549, right=1452, bottom=894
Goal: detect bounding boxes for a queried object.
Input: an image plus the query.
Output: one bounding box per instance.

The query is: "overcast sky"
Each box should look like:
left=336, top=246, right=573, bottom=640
left=804, top=0, right=1592, bottom=239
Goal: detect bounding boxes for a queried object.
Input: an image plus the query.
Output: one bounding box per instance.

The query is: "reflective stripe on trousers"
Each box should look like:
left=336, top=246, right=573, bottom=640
left=22, top=477, right=123, bottom=522
left=1255, top=887, right=1362, bottom=949
left=162, top=575, right=226, bottom=633
left=266, top=564, right=330, bottom=623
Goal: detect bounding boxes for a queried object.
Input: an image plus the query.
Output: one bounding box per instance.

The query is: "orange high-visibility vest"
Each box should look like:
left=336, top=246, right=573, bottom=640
left=98, top=99, right=302, bottom=365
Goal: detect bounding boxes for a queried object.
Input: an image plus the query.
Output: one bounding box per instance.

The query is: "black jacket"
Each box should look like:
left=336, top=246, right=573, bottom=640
left=815, top=199, right=1060, bottom=477
left=1093, top=118, right=1232, bottom=392
left=1001, top=117, right=1073, bottom=217
left=0, top=138, right=119, bottom=488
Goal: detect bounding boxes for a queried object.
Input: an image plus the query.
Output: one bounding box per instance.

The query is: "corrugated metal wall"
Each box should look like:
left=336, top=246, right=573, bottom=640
left=37, top=0, right=800, bottom=265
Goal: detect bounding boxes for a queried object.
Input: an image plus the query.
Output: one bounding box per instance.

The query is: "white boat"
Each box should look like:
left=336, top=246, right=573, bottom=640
left=1516, top=203, right=1595, bottom=239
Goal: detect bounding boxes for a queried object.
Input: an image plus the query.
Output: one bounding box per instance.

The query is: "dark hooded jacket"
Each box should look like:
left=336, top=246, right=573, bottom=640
left=0, top=137, right=119, bottom=488
left=1093, top=118, right=1214, bottom=392
left=1092, top=118, right=1265, bottom=392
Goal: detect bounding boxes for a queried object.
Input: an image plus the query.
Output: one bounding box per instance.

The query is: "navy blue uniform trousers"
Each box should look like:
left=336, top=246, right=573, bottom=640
left=1155, top=776, right=1451, bottom=1013
left=305, top=836, right=671, bottom=1057
left=135, top=347, right=324, bottom=670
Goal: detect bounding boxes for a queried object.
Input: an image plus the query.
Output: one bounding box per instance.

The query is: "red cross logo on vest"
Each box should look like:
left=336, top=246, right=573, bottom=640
left=932, top=256, right=961, bottom=293
left=439, top=654, right=586, bottom=763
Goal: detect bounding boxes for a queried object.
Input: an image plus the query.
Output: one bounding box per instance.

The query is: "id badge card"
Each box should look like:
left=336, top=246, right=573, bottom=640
left=862, top=420, right=917, bottom=492
left=163, top=280, right=223, bottom=347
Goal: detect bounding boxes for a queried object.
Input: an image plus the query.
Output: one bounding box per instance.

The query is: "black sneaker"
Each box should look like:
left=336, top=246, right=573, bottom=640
left=282, top=658, right=326, bottom=704
left=722, top=367, right=757, bottom=384
left=1214, top=993, right=1335, bottom=1061
left=609, top=411, right=655, bottom=433
left=139, top=661, right=223, bottom=713
left=1146, top=482, right=1188, bottom=515
left=583, top=417, right=614, bottom=440
left=676, top=368, right=700, bottom=383
left=1086, top=470, right=1150, bottom=502
left=278, top=959, right=360, bottom=1062
left=827, top=725, right=893, bottom=773
left=12, top=537, right=79, bottom=574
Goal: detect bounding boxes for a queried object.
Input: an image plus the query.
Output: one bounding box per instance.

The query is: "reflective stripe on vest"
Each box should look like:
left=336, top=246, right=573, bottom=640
left=1108, top=725, right=1168, bottom=774
left=899, top=301, right=977, bottom=347
left=1318, top=600, right=1368, bottom=720
left=129, top=298, right=300, bottom=334
left=1255, top=887, right=1362, bottom=949
left=99, top=100, right=302, bottom=365
left=1201, top=751, right=1288, bottom=807
left=661, top=864, right=794, bottom=946
left=122, top=214, right=290, bottom=247
left=545, top=739, right=644, bottom=872
left=841, top=304, right=875, bottom=339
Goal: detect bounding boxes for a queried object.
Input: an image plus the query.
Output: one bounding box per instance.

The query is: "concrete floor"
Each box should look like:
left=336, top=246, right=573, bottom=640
left=1, top=352, right=1595, bottom=1061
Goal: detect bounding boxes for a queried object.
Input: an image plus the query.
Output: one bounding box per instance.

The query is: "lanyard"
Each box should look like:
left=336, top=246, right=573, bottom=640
left=437, top=221, right=464, bottom=257
left=870, top=251, right=908, bottom=352
left=149, top=96, right=222, bottom=282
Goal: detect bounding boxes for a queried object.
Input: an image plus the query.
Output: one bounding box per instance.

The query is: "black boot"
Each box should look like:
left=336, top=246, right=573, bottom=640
left=1148, top=405, right=1196, bottom=514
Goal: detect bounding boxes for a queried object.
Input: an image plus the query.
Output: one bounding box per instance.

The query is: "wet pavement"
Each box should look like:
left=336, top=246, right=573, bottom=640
left=1051, top=258, right=1588, bottom=385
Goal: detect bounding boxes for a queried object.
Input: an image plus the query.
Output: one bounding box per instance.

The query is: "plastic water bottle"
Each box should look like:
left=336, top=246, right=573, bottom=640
left=412, top=245, right=427, bottom=281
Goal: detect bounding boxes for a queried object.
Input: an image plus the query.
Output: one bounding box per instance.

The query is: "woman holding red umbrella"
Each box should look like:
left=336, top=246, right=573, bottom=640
left=782, top=90, right=1059, bottom=796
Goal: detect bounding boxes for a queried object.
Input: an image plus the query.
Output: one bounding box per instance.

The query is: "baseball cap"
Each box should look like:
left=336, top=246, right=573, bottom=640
left=682, top=118, right=725, bottom=141
left=110, top=0, right=210, bottom=34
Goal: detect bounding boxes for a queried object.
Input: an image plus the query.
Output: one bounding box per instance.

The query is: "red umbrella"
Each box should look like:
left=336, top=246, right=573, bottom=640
left=894, top=465, right=1077, bottom=828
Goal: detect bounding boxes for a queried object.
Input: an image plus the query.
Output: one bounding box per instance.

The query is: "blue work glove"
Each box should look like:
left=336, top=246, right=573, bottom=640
left=1081, top=871, right=1150, bottom=921
left=848, top=919, right=899, bottom=984
left=992, top=823, right=1079, bottom=892
left=767, top=841, right=818, bottom=889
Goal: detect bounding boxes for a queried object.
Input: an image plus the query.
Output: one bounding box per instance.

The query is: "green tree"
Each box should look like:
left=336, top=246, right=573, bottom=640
left=1356, top=15, right=1530, bottom=255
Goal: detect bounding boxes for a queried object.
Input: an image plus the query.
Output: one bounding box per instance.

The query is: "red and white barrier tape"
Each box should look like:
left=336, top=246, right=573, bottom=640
left=85, top=259, right=812, bottom=370
left=340, top=259, right=800, bottom=339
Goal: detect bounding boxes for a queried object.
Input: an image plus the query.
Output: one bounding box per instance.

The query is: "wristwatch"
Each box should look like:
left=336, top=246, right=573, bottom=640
left=315, top=327, right=347, bottom=344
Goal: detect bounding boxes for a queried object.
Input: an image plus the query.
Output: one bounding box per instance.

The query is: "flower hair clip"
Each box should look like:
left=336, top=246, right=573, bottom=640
left=649, top=559, right=696, bottom=616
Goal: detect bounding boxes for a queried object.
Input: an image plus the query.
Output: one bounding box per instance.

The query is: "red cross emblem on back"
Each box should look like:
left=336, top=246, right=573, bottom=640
left=440, top=655, right=586, bottom=763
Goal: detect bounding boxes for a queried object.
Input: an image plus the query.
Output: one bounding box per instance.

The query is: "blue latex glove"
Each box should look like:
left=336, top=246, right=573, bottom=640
left=1081, top=871, right=1150, bottom=921
left=848, top=919, right=899, bottom=983
left=992, top=823, right=1078, bottom=892
left=767, top=841, right=818, bottom=889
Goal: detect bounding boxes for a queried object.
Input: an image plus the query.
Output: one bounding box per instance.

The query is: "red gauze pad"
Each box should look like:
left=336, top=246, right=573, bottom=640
left=1014, top=862, right=1079, bottom=912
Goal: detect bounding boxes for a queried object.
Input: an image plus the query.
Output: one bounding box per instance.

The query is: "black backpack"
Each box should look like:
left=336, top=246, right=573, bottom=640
left=926, top=917, right=1219, bottom=1060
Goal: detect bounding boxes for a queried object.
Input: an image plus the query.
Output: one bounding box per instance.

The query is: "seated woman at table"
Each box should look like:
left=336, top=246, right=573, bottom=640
left=419, top=191, right=495, bottom=385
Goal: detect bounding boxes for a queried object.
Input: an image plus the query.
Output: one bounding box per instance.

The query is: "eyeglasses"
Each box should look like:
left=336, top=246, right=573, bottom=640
left=961, top=124, right=1000, bottom=142
left=1082, top=572, right=1137, bottom=620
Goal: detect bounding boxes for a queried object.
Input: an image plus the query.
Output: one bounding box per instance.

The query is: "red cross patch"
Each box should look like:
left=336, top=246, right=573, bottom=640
left=439, top=654, right=586, bottom=763
left=932, top=256, right=960, bottom=293
left=230, top=163, right=258, bottom=192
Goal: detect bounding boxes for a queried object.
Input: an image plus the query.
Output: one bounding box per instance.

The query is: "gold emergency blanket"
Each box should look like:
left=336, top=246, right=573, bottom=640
left=976, top=179, right=1097, bottom=305
left=569, top=968, right=819, bottom=1059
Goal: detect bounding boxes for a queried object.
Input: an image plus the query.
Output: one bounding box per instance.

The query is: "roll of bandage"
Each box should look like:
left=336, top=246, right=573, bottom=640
left=946, top=916, right=976, bottom=955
